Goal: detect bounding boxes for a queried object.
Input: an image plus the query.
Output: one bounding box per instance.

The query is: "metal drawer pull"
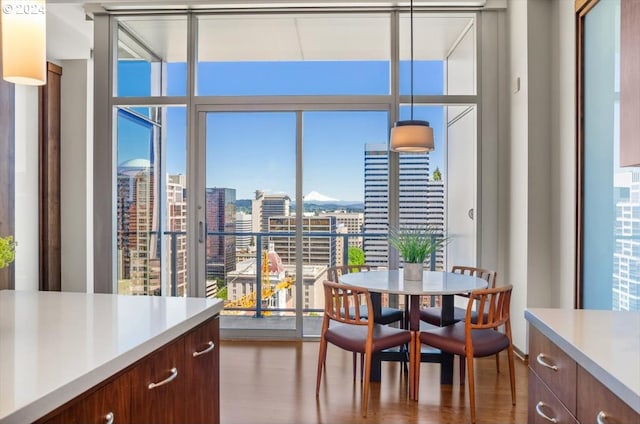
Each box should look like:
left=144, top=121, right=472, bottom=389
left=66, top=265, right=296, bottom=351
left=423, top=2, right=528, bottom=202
left=596, top=411, right=609, bottom=424
left=105, top=412, right=114, bottom=424
left=536, top=353, right=559, bottom=371
left=148, top=367, right=178, bottom=390
left=193, top=341, right=215, bottom=357
left=535, top=401, right=558, bottom=423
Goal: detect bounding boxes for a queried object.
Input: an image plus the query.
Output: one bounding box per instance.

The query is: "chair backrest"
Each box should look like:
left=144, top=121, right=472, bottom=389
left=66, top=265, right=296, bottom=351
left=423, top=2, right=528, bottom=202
left=451, top=265, right=497, bottom=289
left=466, top=285, right=513, bottom=331
left=326, top=264, right=372, bottom=283
left=322, top=280, right=372, bottom=327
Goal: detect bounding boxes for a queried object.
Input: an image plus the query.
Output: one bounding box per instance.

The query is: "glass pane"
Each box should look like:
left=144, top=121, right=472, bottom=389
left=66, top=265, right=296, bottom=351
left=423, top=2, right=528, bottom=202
left=196, top=14, right=390, bottom=96
left=396, top=105, right=447, bottom=270
left=399, top=14, right=475, bottom=95
left=116, top=16, right=187, bottom=97
left=116, top=106, right=188, bottom=296
left=302, top=111, right=388, bottom=336
left=205, top=112, right=297, bottom=330
left=583, top=0, right=639, bottom=311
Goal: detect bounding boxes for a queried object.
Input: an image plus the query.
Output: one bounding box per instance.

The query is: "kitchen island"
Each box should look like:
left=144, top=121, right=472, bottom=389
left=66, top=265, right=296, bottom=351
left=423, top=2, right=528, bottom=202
left=525, top=308, right=640, bottom=423
left=0, top=290, right=223, bottom=424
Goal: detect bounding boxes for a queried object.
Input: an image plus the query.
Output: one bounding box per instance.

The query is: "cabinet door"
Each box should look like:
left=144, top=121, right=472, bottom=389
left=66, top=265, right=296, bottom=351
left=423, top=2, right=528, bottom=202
left=130, top=338, right=185, bottom=424
left=43, top=373, right=130, bottom=424
left=184, top=316, right=220, bottom=424
left=577, top=365, right=639, bottom=424
left=528, top=369, right=579, bottom=424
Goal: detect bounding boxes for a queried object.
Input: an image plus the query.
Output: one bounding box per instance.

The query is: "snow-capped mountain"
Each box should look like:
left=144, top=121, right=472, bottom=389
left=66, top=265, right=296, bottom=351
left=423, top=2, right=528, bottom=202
left=303, top=191, right=339, bottom=202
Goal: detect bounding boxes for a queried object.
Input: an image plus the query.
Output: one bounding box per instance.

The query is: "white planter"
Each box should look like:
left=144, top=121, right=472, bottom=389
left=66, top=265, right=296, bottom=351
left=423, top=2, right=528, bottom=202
left=403, top=262, right=424, bottom=282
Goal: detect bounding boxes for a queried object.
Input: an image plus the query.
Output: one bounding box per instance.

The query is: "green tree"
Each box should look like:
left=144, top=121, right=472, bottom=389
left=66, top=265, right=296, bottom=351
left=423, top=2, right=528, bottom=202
left=433, top=167, right=442, bottom=181
left=348, top=246, right=365, bottom=265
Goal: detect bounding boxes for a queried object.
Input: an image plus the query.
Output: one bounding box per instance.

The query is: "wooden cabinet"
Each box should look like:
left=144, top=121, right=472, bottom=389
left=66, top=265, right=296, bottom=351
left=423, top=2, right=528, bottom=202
left=130, top=338, right=185, bottom=424
left=37, top=316, right=219, bottom=424
left=528, top=324, right=640, bottom=424
left=577, top=365, right=638, bottom=424
left=184, top=316, right=220, bottom=424
left=43, top=373, right=130, bottom=424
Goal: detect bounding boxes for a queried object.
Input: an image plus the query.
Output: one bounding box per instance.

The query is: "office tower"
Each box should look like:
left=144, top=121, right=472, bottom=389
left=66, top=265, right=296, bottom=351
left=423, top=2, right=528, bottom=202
left=252, top=190, right=291, bottom=250
left=236, top=211, right=253, bottom=251
left=166, top=174, right=187, bottom=296
left=206, top=188, right=237, bottom=283
left=613, top=171, right=640, bottom=311
left=363, top=143, right=445, bottom=269
left=319, top=212, right=365, bottom=249
left=116, top=158, right=160, bottom=295
left=268, top=216, right=336, bottom=266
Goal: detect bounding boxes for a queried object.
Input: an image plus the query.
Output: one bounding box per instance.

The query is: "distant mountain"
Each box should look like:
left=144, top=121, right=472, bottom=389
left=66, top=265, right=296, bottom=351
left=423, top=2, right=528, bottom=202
left=303, top=191, right=338, bottom=202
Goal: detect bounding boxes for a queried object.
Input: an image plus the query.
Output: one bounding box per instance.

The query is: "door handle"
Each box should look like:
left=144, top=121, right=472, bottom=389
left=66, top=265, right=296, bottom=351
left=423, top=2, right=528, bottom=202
left=199, top=221, right=204, bottom=243
left=468, top=208, right=474, bottom=220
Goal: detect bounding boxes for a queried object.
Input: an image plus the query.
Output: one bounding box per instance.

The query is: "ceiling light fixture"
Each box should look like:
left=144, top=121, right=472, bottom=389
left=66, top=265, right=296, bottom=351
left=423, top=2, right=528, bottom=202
left=1, top=0, right=47, bottom=86
left=389, top=0, right=434, bottom=153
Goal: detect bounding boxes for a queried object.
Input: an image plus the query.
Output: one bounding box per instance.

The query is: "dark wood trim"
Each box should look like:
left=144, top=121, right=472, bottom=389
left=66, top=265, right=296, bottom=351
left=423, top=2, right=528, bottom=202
left=39, top=62, right=63, bottom=291
left=0, top=16, right=16, bottom=290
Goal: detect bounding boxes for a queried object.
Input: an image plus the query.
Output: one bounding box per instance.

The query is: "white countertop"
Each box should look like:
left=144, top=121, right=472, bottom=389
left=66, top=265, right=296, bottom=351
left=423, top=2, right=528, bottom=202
left=525, top=308, right=640, bottom=414
left=0, top=290, right=223, bottom=424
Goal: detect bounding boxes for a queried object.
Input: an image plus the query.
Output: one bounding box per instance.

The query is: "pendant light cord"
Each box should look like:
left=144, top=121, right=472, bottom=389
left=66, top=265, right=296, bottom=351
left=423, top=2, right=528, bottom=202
left=410, top=0, right=415, bottom=120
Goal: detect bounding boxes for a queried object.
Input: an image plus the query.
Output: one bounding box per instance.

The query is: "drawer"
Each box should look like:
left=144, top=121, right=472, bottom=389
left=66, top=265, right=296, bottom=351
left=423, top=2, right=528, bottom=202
left=577, top=365, right=640, bottom=424
left=528, top=369, right=579, bottom=424
left=529, top=326, right=577, bottom=414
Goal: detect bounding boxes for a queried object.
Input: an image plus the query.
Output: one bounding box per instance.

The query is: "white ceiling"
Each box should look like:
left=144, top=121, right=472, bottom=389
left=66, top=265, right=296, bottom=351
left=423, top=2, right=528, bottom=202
left=46, top=1, right=479, bottom=63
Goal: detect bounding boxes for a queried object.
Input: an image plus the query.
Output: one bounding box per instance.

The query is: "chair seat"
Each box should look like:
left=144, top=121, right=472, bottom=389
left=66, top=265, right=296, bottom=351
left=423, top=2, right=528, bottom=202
left=419, top=321, right=510, bottom=357
left=350, top=305, right=404, bottom=325
left=420, top=306, right=485, bottom=326
left=325, top=323, right=412, bottom=353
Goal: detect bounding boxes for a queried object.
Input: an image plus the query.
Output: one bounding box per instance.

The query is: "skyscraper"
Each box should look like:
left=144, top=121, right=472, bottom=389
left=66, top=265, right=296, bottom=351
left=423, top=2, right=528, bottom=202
left=252, top=190, right=291, bottom=251
left=613, top=171, right=640, bottom=311
left=206, top=188, right=237, bottom=283
left=363, top=143, right=445, bottom=269
left=268, top=216, right=337, bottom=266
left=166, top=174, right=187, bottom=296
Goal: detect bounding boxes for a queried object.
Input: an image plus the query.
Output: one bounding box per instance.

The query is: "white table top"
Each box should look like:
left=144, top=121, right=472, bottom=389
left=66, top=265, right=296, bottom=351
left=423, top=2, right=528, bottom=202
left=525, top=308, right=640, bottom=414
left=338, top=269, right=488, bottom=295
left=0, top=290, right=223, bottom=424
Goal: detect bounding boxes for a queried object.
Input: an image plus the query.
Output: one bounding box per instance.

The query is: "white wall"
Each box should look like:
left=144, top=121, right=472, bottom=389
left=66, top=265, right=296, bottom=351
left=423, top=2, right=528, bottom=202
left=60, top=59, right=94, bottom=293
left=14, top=85, right=39, bottom=291
left=505, top=0, right=576, bottom=352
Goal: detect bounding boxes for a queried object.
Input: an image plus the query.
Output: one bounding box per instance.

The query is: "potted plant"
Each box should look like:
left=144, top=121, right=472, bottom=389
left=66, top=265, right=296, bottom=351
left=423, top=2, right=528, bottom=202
left=388, top=225, right=448, bottom=281
left=0, top=235, right=16, bottom=269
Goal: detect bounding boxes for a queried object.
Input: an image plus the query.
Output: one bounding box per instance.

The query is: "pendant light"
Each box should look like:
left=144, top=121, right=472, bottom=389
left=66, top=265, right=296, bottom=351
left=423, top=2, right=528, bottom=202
left=1, top=0, right=47, bottom=86
left=390, top=0, right=434, bottom=153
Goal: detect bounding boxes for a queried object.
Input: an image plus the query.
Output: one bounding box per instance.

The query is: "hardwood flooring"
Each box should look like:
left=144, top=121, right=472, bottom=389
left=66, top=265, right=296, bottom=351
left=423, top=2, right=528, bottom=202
left=220, top=340, right=528, bottom=424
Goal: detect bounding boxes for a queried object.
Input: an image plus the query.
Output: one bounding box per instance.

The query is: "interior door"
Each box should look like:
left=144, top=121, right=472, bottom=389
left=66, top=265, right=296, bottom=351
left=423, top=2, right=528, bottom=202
left=446, top=106, right=477, bottom=268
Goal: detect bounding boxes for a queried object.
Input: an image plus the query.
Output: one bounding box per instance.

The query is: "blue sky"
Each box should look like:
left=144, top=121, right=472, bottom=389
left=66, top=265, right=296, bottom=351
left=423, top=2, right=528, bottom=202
left=118, top=60, right=445, bottom=201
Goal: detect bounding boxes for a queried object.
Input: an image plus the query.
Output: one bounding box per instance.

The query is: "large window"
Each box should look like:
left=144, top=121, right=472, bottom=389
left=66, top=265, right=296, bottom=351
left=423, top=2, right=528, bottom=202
left=96, top=8, right=488, bottom=338
left=579, top=0, right=640, bottom=311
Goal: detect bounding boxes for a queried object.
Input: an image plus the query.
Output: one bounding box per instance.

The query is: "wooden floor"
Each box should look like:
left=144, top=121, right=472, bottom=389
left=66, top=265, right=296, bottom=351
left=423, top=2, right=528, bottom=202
left=220, top=340, right=528, bottom=424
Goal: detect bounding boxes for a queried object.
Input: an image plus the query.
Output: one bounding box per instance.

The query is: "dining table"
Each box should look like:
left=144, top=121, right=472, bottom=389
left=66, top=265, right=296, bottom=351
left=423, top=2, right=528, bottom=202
left=338, top=269, right=488, bottom=386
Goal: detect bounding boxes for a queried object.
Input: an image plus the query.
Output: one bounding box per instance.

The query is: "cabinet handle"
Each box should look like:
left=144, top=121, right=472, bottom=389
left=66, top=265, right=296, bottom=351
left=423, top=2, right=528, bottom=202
left=536, top=353, right=558, bottom=371
left=193, top=341, right=215, bottom=357
left=148, top=367, right=178, bottom=390
left=105, top=412, right=114, bottom=424
left=596, top=411, right=609, bottom=424
left=535, top=401, right=558, bottom=423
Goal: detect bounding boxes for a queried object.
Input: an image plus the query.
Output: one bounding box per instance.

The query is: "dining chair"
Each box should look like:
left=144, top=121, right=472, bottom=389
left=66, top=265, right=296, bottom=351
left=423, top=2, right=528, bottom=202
left=316, top=280, right=415, bottom=417
left=419, top=265, right=498, bottom=383
left=327, top=265, right=406, bottom=379
left=414, top=285, right=515, bottom=424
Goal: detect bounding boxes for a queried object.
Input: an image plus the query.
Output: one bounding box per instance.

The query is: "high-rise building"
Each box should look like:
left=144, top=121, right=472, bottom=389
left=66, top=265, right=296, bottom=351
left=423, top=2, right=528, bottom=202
left=363, top=143, right=446, bottom=269
left=319, top=212, right=365, bottom=248
left=268, top=216, right=336, bottom=266
left=236, top=211, right=253, bottom=251
left=252, top=190, right=291, bottom=250
left=116, top=159, right=160, bottom=295
left=166, top=174, right=187, bottom=296
left=206, top=188, right=237, bottom=283
left=613, top=171, right=640, bottom=311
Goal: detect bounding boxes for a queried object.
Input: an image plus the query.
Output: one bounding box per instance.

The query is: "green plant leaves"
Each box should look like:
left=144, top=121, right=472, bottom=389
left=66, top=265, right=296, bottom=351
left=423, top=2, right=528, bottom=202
left=0, top=235, right=16, bottom=269
left=388, top=226, right=449, bottom=264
